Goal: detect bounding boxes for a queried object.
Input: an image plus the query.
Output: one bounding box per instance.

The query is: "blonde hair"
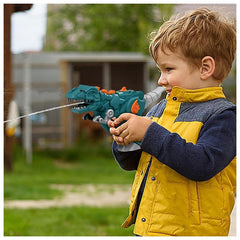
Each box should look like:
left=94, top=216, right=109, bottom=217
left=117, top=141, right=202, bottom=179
left=149, top=8, right=236, bottom=81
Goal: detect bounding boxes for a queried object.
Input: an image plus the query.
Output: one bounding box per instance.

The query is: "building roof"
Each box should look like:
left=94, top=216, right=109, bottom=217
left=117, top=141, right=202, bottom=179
left=13, top=51, right=150, bottom=66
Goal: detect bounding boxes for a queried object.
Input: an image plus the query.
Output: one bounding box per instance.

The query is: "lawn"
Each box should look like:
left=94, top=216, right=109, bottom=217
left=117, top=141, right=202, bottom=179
left=4, top=137, right=136, bottom=236
left=4, top=206, right=134, bottom=236
left=4, top=138, right=135, bottom=200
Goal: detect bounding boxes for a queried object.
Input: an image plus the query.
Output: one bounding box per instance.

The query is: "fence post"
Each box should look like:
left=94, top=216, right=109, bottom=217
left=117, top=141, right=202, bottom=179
left=23, top=54, right=32, bottom=164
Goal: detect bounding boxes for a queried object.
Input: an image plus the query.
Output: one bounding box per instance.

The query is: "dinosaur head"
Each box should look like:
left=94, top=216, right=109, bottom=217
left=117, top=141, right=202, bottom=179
left=65, top=85, right=101, bottom=114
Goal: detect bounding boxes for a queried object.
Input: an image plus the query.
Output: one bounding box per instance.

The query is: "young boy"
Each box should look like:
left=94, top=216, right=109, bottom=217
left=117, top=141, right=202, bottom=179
left=108, top=8, right=236, bottom=236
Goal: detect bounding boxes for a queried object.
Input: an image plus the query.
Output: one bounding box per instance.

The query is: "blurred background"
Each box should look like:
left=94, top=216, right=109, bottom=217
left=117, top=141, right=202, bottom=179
left=3, top=3, right=236, bottom=237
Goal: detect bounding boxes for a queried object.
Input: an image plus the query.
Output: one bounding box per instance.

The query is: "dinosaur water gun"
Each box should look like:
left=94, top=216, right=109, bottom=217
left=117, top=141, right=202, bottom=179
left=65, top=85, right=164, bottom=131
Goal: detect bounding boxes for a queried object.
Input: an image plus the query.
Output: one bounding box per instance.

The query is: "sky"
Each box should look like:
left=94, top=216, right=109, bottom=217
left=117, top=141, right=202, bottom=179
left=11, top=4, right=47, bottom=54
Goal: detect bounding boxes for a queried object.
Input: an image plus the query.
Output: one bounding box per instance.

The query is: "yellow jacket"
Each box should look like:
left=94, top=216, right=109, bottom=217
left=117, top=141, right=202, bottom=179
left=119, top=87, right=236, bottom=236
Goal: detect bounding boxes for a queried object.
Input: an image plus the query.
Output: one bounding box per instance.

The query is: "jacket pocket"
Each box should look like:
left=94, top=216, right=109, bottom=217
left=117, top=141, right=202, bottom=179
left=188, top=181, right=201, bottom=225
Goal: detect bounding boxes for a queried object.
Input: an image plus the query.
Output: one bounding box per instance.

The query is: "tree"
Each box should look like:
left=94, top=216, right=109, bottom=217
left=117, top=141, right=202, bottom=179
left=44, top=4, right=173, bottom=54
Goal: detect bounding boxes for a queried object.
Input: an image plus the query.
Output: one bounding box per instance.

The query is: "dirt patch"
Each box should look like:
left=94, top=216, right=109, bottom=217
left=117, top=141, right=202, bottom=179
left=4, top=184, right=132, bottom=209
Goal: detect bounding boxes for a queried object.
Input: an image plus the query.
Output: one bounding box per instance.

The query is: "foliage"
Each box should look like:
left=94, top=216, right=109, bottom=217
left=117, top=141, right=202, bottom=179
left=4, top=206, right=134, bottom=236
left=44, top=4, right=173, bottom=54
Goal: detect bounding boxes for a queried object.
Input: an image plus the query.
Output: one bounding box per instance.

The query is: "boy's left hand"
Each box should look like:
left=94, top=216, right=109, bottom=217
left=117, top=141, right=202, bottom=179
left=109, top=113, right=152, bottom=146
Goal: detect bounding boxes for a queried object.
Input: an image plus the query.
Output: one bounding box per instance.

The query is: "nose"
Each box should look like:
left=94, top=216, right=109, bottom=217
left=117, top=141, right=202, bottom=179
left=158, top=73, right=168, bottom=86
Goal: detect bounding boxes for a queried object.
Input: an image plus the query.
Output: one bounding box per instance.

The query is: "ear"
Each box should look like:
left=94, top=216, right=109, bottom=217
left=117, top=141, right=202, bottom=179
left=200, top=56, right=215, bottom=80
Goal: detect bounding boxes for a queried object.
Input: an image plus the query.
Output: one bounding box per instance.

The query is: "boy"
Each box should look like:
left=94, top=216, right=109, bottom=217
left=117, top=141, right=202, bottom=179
left=108, top=8, right=236, bottom=236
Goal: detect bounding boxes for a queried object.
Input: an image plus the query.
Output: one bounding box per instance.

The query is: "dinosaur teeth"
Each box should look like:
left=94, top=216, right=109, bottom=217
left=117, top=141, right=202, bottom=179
left=67, top=98, right=92, bottom=111
left=72, top=104, right=88, bottom=110
left=72, top=106, right=87, bottom=110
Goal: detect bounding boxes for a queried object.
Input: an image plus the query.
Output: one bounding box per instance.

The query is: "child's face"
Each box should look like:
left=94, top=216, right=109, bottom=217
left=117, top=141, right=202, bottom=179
left=156, top=48, right=202, bottom=95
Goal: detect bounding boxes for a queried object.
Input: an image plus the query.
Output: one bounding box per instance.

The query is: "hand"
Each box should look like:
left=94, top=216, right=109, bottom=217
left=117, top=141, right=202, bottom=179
left=108, top=117, right=124, bottom=145
left=108, top=117, right=123, bottom=144
left=109, top=113, right=152, bottom=146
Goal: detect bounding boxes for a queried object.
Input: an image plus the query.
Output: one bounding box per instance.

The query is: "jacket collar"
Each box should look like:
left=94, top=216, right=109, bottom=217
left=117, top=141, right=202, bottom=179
left=166, top=86, right=226, bottom=103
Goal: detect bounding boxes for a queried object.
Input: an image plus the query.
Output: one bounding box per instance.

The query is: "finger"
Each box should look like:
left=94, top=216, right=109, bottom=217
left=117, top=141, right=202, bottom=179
left=113, top=135, right=124, bottom=143
left=109, top=127, right=117, bottom=135
left=112, top=135, right=118, bottom=142
left=123, top=135, right=131, bottom=146
left=113, top=113, right=132, bottom=125
left=115, top=121, right=128, bottom=135
left=118, top=128, right=129, bottom=139
left=108, top=120, right=113, bottom=127
left=110, top=117, right=117, bottom=127
left=108, top=118, right=117, bottom=128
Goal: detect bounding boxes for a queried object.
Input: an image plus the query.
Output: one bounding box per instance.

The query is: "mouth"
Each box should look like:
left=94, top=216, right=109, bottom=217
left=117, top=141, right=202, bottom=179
left=67, top=99, right=92, bottom=110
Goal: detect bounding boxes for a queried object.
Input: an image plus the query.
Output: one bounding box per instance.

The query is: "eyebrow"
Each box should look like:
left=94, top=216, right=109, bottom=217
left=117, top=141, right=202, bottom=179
left=158, top=63, right=167, bottom=68
left=157, top=62, right=174, bottom=69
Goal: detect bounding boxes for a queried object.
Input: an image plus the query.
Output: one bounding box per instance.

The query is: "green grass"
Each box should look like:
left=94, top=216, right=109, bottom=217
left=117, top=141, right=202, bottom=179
left=4, top=138, right=135, bottom=200
left=4, top=206, right=134, bottom=236
left=4, top=137, right=136, bottom=236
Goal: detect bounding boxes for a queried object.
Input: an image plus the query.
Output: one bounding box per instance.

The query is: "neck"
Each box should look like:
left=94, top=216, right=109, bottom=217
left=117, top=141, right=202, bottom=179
left=199, top=77, right=222, bottom=89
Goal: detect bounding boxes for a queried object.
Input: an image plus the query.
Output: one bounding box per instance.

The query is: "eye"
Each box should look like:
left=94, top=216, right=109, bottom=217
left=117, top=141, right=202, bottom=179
left=166, top=67, right=173, bottom=72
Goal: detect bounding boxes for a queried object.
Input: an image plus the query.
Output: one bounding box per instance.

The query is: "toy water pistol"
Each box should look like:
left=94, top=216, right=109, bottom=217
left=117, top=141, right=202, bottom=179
left=65, top=85, right=164, bottom=131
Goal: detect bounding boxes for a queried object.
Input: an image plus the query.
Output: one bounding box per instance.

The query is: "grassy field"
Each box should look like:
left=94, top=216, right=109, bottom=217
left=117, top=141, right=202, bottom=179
left=5, top=138, right=134, bottom=200
left=4, top=137, right=136, bottom=236
left=4, top=206, right=134, bottom=236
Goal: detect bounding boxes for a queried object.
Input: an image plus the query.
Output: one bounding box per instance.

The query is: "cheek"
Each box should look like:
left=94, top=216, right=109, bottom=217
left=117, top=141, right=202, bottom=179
left=168, top=75, right=184, bottom=87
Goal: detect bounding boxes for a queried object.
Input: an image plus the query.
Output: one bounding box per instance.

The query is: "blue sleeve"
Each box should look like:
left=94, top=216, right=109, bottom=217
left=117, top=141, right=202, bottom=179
left=140, top=109, right=236, bottom=181
left=112, top=141, right=142, bottom=171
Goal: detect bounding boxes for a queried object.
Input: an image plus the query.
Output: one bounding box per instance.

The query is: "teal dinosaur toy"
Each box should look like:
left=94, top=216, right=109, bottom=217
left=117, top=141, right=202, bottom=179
left=65, top=84, right=164, bottom=131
